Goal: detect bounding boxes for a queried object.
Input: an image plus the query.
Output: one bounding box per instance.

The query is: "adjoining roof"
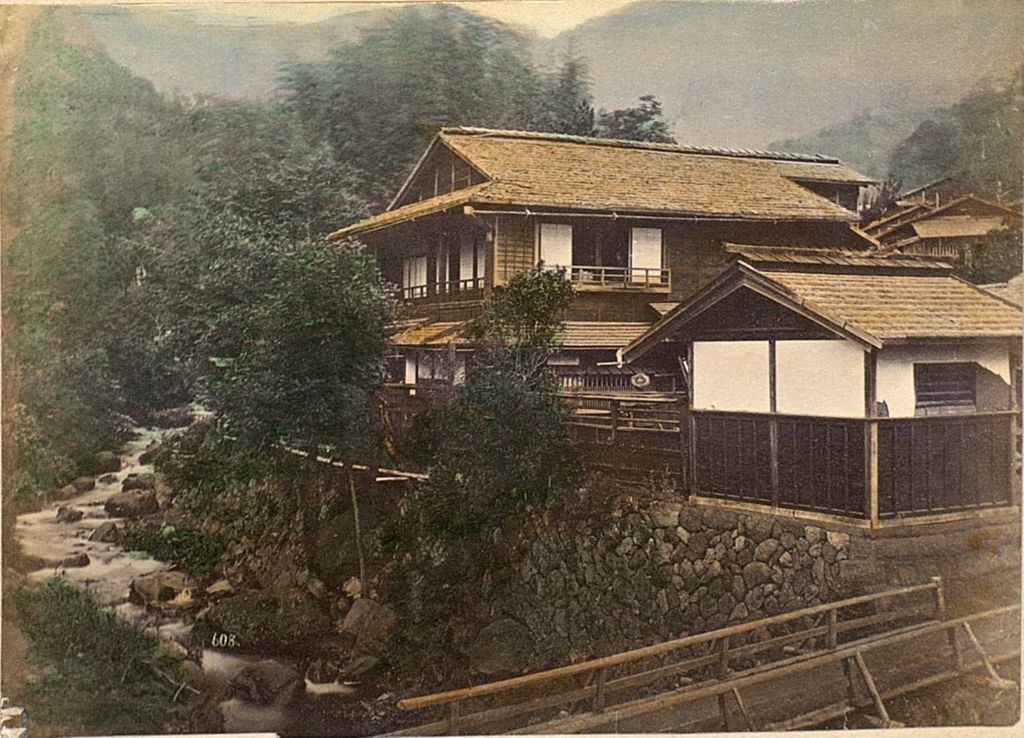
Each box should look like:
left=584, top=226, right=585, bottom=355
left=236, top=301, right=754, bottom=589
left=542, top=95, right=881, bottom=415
left=389, top=318, right=653, bottom=349
left=622, top=259, right=1022, bottom=362
left=331, top=127, right=874, bottom=239
left=560, top=322, right=653, bottom=349
left=649, top=302, right=681, bottom=316
left=723, top=244, right=953, bottom=271
left=981, top=273, right=1024, bottom=309
left=390, top=320, right=473, bottom=347
left=330, top=184, right=488, bottom=240
left=911, top=215, right=1007, bottom=239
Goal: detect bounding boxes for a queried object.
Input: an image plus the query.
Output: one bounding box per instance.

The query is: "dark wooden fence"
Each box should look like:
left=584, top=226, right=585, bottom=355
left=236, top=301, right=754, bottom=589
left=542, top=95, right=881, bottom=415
left=692, top=411, right=866, bottom=517
left=691, top=409, right=1017, bottom=520
left=877, top=412, right=1015, bottom=517
left=561, top=393, right=685, bottom=486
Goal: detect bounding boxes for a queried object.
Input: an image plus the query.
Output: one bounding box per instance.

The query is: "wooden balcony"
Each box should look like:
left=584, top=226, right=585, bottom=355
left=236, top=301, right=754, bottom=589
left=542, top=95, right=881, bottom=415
left=568, top=265, right=670, bottom=291
left=402, top=277, right=485, bottom=302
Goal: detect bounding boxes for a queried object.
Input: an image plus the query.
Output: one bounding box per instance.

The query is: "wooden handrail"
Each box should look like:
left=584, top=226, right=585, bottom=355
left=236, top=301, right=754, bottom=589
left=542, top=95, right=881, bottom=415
left=397, top=580, right=940, bottom=712
left=522, top=603, right=1020, bottom=735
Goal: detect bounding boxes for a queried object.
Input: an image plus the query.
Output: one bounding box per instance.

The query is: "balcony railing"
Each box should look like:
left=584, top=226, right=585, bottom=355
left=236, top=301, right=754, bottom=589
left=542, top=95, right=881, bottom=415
left=568, top=265, right=671, bottom=290
left=402, top=277, right=485, bottom=301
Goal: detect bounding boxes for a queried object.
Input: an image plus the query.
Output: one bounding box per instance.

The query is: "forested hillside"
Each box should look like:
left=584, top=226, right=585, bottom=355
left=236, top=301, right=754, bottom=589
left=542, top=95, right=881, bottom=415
left=772, top=69, right=1023, bottom=198
left=3, top=6, right=665, bottom=500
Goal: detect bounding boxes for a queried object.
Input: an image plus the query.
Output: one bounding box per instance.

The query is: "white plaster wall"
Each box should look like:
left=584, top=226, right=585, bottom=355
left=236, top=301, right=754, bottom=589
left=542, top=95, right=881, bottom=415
left=876, top=343, right=1011, bottom=417
left=693, top=341, right=770, bottom=412
left=776, top=340, right=865, bottom=417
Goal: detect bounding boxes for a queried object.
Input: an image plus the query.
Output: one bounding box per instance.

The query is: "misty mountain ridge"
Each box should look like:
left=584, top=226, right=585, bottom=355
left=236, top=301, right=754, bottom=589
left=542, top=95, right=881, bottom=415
left=74, top=1, right=1022, bottom=155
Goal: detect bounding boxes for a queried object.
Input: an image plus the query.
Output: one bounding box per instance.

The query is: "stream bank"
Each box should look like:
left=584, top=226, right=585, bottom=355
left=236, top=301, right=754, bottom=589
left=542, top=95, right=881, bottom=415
left=10, top=423, right=393, bottom=736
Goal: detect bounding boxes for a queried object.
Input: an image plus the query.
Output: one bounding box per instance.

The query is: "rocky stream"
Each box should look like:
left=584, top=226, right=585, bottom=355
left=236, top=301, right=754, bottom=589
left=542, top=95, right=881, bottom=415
left=13, top=424, right=381, bottom=736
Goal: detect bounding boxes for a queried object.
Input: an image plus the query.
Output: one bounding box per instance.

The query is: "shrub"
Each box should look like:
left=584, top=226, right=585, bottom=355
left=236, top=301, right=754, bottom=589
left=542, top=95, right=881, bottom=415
left=116, top=523, right=227, bottom=577
left=199, top=592, right=332, bottom=653
left=15, top=578, right=193, bottom=734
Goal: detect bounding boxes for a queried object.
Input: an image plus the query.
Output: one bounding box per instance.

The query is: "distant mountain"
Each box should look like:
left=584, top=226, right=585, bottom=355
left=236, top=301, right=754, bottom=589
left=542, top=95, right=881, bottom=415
left=73, top=1, right=1022, bottom=152
left=74, top=5, right=393, bottom=99
left=766, top=109, right=935, bottom=180
left=552, top=0, right=1023, bottom=150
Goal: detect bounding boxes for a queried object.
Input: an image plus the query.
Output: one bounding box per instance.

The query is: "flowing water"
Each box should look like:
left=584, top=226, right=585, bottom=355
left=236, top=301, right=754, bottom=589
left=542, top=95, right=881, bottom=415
left=14, top=426, right=359, bottom=734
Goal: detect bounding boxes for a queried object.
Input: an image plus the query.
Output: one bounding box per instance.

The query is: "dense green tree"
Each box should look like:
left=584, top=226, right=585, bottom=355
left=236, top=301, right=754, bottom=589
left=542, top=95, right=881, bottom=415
left=393, top=268, right=580, bottom=646
left=548, top=47, right=595, bottom=135
left=595, top=94, right=677, bottom=143
left=5, top=9, right=195, bottom=493
left=281, top=7, right=555, bottom=205
left=956, top=229, right=1023, bottom=285
left=888, top=69, right=1023, bottom=198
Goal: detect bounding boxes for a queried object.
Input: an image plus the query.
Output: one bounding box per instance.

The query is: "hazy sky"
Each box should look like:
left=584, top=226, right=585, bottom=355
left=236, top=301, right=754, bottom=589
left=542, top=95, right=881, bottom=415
left=150, top=0, right=794, bottom=37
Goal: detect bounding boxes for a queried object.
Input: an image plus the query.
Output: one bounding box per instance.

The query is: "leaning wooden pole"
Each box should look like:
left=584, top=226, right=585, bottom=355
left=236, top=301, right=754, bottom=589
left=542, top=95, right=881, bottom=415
left=347, top=463, right=367, bottom=585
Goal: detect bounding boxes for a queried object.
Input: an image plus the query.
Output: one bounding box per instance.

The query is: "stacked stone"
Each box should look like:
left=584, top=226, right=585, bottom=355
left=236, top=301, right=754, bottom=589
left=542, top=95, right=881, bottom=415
left=505, top=500, right=849, bottom=666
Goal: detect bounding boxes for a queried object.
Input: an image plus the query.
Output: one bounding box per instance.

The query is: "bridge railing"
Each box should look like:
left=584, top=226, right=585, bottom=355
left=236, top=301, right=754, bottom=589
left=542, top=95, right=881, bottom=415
left=390, top=579, right=947, bottom=735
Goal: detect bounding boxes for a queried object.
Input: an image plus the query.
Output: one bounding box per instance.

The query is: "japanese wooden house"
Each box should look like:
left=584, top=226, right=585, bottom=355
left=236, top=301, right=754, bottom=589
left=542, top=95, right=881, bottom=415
left=619, top=246, right=1022, bottom=527
left=865, top=194, right=1022, bottom=258
left=329, top=127, right=875, bottom=392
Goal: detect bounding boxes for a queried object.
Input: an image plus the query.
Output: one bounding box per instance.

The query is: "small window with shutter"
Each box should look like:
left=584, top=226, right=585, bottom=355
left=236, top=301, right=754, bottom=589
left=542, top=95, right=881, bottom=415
left=914, top=362, right=976, bottom=414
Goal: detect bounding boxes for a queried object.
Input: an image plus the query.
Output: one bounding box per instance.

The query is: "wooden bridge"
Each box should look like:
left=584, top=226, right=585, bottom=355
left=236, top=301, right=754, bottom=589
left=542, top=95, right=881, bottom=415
left=388, top=578, right=1019, bottom=735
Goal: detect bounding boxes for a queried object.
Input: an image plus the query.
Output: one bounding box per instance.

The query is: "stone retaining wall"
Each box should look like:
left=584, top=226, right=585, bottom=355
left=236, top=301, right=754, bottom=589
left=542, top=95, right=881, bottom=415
left=497, top=495, right=1019, bottom=669
left=502, top=498, right=850, bottom=665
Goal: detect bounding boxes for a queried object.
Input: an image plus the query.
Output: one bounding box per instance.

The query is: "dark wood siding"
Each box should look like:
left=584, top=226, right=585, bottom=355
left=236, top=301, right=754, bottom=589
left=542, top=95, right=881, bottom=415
left=495, top=217, right=535, bottom=286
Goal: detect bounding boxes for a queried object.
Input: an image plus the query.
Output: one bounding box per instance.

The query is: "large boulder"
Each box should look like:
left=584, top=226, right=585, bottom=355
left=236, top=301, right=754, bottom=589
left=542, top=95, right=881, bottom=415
left=466, top=619, right=535, bottom=676
left=60, top=552, right=90, bottom=568
left=230, top=660, right=302, bottom=705
left=90, top=451, right=121, bottom=474
left=340, top=598, right=397, bottom=650
left=89, top=521, right=119, bottom=542
left=130, top=570, right=195, bottom=609
left=56, top=506, right=84, bottom=524
left=70, top=477, right=96, bottom=493
left=122, top=473, right=156, bottom=492
left=105, top=489, right=159, bottom=518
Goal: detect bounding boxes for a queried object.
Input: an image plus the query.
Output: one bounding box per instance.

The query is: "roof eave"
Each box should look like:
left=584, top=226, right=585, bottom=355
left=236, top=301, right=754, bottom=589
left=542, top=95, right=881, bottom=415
left=621, top=262, right=882, bottom=363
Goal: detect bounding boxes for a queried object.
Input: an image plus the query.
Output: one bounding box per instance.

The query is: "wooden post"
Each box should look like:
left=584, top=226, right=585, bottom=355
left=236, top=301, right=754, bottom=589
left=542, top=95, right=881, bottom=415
left=863, top=352, right=879, bottom=527
left=853, top=653, right=893, bottom=726
left=717, top=636, right=732, bottom=730
left=593, top=667, right=608, bottom=714
left=769, top=340, right=779, bottom=506
left=731, top=687, right=755, bottom=730
left=931, top=576, right=963, bottom=671
left=448, top=700, right=461, bottom=735
left=348, top=465, right=366, bottom=585
left=610, top=400, right=620, bottom=441
left=827, top=608, right=838, bottom=650
left=962, top=621, right=1017, bottom=689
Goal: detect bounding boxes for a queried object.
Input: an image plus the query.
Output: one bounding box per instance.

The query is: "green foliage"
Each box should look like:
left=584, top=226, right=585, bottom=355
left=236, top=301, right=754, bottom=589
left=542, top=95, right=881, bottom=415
left=116, top=523, right=227, bottom=577
left=393, top=268, right=581, bottom=632
left=15, top=579, right=193, bottom=734
left=595, top=95, right=676, bottom=143
left=956, top=229, right=1023, bottom=285
left=889, top=69, right=1023, bottom=198
left=200, top=593, right=332, bottom=653
left=281, top=7, right=598, bottom=205
left=5, top=9, right=195, bottom=496
left=185, top=101, right=368, bottom=239
left=149, top=215, right=392, bottom=454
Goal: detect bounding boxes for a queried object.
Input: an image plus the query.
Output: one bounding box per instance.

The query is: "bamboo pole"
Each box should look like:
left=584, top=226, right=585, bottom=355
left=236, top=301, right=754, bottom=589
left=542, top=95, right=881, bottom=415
left=348, top=464, right=366, bottom=585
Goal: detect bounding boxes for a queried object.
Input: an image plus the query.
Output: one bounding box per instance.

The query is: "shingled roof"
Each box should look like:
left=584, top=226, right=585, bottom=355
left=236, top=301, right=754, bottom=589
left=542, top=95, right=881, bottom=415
left=389, top=318, right=653, bottom=349
left=331, top=128, right=872, bottom=238
left=622, top=258, right=1022, bottom=361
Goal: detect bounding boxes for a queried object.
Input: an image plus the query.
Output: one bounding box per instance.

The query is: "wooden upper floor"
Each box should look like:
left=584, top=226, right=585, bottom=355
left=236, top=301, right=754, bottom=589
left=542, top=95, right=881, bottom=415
left=330, top=128, right=876, bottom=321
